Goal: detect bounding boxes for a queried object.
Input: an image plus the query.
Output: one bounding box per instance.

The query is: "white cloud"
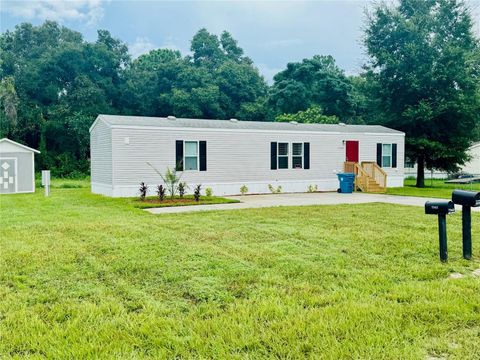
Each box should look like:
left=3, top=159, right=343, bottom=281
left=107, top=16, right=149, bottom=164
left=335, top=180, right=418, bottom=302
left=129, top=37, right=157, bottom=59
left=1, top=0, right=106, bottom=25
left=263, top=38, right=304, bottom=49
left=129, top=36, right=187, bottom=59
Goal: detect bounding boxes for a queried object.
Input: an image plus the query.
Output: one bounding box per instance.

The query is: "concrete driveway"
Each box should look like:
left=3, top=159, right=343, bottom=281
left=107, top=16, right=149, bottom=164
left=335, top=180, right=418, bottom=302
left=145, top=192, right=480, bottom=214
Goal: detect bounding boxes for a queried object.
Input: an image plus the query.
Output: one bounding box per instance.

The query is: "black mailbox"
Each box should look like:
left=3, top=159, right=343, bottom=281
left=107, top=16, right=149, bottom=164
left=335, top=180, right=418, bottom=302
left=452, top=190, right=480, bottom=207
left=451, top=190, right=479, bottom=260
left=425, top=201, right=455, bottom=215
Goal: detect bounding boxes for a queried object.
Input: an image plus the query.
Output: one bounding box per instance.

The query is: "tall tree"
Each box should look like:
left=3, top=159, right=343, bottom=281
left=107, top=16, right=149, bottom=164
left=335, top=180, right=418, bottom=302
left=268, top=55, right=356, bottom=121
left=124, top=29, right=267, bottom=121
left=364, top=0, right=480, bottom=187
left=0, top=21, right=129, bottom=176
left=0, top=77, right=19, bottom=136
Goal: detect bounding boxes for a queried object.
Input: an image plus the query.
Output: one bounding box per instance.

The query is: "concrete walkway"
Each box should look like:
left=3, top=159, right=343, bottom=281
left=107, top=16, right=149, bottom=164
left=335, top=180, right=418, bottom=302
left=145, top=192, right=480, bottom=214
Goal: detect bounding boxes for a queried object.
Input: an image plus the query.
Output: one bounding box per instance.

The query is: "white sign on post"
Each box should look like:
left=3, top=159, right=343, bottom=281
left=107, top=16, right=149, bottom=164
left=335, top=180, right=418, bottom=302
left=42, top=170, right=50, bottom=196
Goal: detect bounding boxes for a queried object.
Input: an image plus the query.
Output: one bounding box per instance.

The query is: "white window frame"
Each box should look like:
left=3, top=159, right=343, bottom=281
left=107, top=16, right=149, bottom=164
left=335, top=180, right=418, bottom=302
left=292, top=142, right=303, bottom=169
left=382, top=143, right=392, bottom=168
left=277, top=142, right=289, bottom=169
left=184, top=140, right=199, bottom=171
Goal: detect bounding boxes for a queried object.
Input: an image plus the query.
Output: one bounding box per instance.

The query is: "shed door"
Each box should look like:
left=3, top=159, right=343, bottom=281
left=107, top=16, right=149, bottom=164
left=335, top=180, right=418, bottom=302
left=0, top=159, right=17, bottom=194
left=345, top=141, right=359, bottom=163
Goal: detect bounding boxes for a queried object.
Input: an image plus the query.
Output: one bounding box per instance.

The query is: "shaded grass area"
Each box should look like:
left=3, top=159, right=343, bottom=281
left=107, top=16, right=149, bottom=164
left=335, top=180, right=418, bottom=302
left=132, top=195, right=239, bottom=209
left=1, top=187, right=479, bottom=358
left=35, top=176, right=90, bottom=189
left=387, top=178, right=480, bottom=199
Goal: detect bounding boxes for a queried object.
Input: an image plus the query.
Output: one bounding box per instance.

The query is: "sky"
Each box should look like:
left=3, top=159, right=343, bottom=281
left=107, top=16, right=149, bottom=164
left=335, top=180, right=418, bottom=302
left=1, top=0, right=479, bottom=83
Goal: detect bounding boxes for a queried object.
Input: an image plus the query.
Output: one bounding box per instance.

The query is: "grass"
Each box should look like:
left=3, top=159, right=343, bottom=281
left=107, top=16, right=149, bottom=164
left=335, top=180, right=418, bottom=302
left=1, top=182, right=479, bottom=358
left=387, top=178, right=480, bottom=199
left=132, top=195, right=239, bottom=209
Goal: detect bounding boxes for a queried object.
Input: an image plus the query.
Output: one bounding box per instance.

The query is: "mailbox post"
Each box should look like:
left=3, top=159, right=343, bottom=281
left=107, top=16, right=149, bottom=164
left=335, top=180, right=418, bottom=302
left=425, top=201, right=455, bottom=262
left=41, top=170, right=51, bottom=197
left=451, top=190, right=480, bottom=260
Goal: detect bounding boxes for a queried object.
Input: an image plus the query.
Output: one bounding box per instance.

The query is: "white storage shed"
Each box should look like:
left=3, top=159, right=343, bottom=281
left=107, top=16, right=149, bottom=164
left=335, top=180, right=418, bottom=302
left=0, top=138, right=40, bottom=194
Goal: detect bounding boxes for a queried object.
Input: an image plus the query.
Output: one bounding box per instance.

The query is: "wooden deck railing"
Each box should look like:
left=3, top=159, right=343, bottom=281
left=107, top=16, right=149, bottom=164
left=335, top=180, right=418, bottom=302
left=344, top=161, right=369, bottom=192
left=343, top=161, right=387, bottom=193
left=361, top=161, right=387, bottom=189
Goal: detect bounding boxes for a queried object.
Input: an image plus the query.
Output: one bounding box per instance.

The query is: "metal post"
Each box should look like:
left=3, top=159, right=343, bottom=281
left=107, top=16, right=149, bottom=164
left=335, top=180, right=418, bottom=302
left=438, top=214, right=448, bottom=262
left=462, top=206, right=472, bottom=260
left=42, top=170, right=50, bottom=197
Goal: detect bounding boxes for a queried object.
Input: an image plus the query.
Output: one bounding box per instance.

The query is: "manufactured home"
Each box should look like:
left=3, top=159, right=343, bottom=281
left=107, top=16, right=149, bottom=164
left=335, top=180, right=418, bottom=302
left=90, top=115, right=405, bottom=197
left=0, top=138, right=40, bottom=194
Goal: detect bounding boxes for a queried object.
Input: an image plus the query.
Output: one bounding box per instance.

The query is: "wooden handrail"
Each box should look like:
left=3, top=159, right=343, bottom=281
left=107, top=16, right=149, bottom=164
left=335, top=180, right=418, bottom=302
left=361, top=161, right=387, bottom=189
left=354, top=163, right=370, bottom=192
left=343, top=161, right=387, bottom=193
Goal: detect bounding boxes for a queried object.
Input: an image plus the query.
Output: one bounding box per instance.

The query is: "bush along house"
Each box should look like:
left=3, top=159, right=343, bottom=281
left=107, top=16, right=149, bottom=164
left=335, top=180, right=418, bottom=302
left=89, top=115, right=405, bottom=197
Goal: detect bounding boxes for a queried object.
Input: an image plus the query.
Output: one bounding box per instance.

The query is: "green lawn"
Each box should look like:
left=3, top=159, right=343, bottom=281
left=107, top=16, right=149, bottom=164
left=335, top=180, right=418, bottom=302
left=1, top=186, right=479, bottom=358
left=387, top=178, right=480, bottom=199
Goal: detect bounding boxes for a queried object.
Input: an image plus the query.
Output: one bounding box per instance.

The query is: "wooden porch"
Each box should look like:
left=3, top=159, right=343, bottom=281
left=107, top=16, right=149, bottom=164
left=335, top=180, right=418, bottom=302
left=344, top=161, right=387, bottom=193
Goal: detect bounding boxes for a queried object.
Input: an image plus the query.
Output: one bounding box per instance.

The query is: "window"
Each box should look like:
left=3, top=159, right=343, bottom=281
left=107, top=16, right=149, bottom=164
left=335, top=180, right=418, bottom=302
left=292, top=143, right=303, bottom=169
left=382, top=144, right=392, bottom=167
left=184, top=141, right=198, bottom=170
left=278, top=142, right=289, bottom=169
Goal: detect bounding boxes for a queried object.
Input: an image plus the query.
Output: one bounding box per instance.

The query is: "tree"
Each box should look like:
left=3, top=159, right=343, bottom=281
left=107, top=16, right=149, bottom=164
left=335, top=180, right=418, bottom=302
left=364, top=0, right=480, bottom=187
left=268, top=55, right=356, bottom=121
left=123, top=29, right=267, bottom=120
left=276, top=106, right=338, bottom=124
left=0, top=21, right=129, bottom=176
left=0, top=76, right=19, bottom=136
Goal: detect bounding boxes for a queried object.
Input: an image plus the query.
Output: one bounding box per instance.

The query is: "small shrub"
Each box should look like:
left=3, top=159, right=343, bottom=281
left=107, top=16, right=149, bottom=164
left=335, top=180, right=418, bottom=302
left=177, top=182, right=187, bottom=198
left=156, top=184, right=166, bottom=201
left=205, top=187, right=213, bottom=197
left=240, top=185, right=248, bottom=195
left=194, top=184, right=202, bottom=202
left=147, top=163, right=182, bottom=198
left=307, top=184, right=318, bottom=193
left=139, top=182, right=148, bottom=201
left=268, top=184, right=282, bottom=194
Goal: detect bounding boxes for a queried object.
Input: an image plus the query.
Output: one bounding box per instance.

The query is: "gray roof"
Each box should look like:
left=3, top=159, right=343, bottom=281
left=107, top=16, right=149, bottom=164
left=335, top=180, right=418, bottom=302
left=95, top=114, right=404, bottom=134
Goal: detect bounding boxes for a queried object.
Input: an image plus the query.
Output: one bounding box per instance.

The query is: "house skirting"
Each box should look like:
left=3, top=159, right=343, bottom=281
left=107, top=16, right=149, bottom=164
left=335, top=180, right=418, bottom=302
left=92, top=176, right=404, bottom=198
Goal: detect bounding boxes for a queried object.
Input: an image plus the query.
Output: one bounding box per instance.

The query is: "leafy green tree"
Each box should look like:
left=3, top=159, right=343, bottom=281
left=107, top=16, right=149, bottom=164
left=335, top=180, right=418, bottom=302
left=0, top=21, right=129, bottom=176
left=0, top=76, right=19, bottom=136
left=365, top=0, right=480, bottom=187
left=268, top=55, right=356, bottom=121
left=276, top=106, right=338, bottom=124
left=123, top=29, right=267, bottom=121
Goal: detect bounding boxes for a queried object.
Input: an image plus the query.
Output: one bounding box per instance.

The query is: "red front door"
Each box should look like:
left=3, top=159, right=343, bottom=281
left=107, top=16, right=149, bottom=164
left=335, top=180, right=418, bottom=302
left=345, top=141, right=359, bottom=162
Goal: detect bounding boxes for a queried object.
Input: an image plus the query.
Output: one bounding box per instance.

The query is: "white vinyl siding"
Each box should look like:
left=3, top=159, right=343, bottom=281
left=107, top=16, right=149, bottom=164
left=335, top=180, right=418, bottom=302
left=109, top=129, right=403, bottom=185
left=90, top=119, right=112, bottom=185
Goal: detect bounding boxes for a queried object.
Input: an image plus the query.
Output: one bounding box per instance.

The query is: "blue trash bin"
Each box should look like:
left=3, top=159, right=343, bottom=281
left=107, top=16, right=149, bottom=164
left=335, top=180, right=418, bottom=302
left=337, top=173, right=355, bottom=193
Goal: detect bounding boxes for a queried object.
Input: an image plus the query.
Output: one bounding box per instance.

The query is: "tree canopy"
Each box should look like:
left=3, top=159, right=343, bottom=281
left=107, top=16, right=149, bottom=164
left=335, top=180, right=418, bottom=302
left=364, top=0, right=480, bottom=187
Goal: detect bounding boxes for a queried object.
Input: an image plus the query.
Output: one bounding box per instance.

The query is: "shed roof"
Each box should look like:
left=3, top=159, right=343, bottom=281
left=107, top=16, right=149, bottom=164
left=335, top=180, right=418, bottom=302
left=91, top=114, right=404, bottom=135
left=0, top=138, right=40, bottom=153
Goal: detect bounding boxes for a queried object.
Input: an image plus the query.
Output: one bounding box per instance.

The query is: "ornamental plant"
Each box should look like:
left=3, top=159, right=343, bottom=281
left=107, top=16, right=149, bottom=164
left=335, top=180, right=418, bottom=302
left=156, top=184, right=165, bottom=201
left=194, top=184, right=202, bottom=202
left=139, top=182, right=148, bottom=201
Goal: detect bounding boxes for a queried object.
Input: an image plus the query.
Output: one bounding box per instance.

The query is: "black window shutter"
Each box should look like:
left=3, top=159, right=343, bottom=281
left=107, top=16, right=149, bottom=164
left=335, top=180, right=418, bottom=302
left=199, top=141, right=207, bottom=171
left=304, top=142, right=310, bottom=169
left=270, top=142, right=277, bottom=170
left=175, top=140, right=183, bottom=171
left=392, top=143, right=397, bottom=168
left=376, top=143, right=382, bottom=167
